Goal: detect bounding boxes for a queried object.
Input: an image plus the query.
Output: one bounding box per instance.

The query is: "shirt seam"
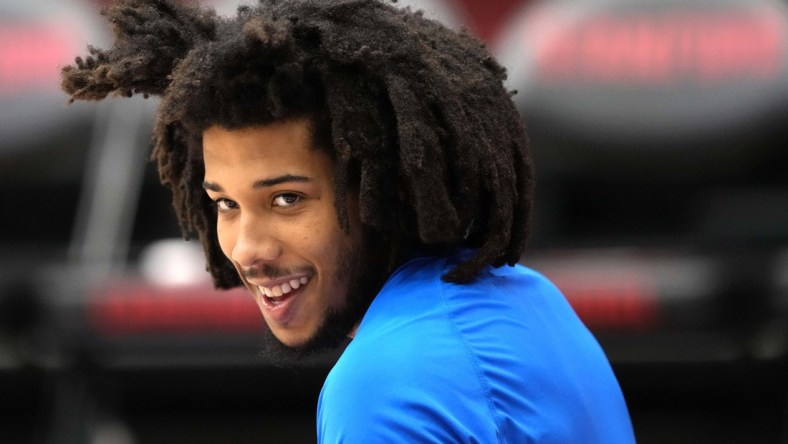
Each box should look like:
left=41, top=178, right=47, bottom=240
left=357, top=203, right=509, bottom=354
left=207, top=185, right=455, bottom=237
left=435, top=259, right=507, bottom=444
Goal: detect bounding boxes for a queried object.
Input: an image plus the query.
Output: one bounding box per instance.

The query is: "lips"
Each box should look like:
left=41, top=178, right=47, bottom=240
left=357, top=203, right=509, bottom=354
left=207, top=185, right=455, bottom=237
left=250, top=275, right=311, bottom=320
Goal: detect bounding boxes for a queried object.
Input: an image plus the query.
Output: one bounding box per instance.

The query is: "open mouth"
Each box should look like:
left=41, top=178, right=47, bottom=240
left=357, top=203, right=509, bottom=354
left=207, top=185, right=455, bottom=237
left=257, top=276, right=309, bottom=307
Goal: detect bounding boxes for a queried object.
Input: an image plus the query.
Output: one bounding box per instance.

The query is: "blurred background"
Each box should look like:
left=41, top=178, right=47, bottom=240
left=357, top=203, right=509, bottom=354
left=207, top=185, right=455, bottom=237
left=1, top=0, right=787, bottom=442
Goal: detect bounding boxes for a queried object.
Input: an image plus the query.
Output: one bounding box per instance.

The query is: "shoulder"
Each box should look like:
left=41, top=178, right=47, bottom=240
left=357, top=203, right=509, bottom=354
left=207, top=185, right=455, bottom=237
left=318, top=254, right=635, bottom=443
left=318, top=256, right=501, bottom=443
left=318, top=335, right=498, bottom=442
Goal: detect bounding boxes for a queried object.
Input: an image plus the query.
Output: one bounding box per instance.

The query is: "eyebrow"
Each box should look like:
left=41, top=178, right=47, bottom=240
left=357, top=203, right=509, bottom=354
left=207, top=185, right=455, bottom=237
left=202, top=174, right=311, bottom=192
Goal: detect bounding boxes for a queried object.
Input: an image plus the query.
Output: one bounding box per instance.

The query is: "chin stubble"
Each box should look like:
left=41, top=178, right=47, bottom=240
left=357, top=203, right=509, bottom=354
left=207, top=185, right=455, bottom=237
left=257, top=234, right=388, bottom=364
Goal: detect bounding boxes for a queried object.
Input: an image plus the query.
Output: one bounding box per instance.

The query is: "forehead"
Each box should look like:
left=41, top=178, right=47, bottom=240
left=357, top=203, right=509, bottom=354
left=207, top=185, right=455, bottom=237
left=203, top=118, right=309, bottom=160
left=202, top=119, right=333, bottom=180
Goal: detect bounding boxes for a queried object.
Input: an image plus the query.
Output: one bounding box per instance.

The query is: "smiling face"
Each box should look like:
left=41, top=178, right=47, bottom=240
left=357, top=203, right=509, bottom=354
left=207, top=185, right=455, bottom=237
left=202, top=118, right=368, bottom=349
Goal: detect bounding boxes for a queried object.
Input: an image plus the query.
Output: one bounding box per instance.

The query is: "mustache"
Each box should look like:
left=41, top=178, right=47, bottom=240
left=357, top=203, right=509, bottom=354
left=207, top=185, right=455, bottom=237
left=241, top=264, right=315, bottom=281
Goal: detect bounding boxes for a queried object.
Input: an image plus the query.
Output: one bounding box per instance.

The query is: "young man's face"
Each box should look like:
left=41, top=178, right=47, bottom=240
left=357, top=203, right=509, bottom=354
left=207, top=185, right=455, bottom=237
left=202, top=118, right=368, bottom=350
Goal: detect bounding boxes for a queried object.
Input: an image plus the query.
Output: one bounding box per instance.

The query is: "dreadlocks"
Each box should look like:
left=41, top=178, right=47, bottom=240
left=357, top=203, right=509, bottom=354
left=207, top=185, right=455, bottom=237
left=61, top=0, right=534, bottom=288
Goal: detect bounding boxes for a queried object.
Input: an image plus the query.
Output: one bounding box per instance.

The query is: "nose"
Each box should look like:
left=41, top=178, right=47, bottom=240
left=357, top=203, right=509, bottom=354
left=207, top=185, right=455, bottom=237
left=230, top=213, right=282, bottom=268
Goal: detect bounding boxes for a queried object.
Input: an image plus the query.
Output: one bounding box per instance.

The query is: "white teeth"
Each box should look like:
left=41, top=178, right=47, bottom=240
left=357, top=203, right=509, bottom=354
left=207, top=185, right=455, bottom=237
left=257, top=276, right=309, bottom=300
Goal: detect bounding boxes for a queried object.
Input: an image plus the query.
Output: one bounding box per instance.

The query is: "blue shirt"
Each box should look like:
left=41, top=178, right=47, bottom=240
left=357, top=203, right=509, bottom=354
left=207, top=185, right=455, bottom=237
left=318, top=254, right=635, bottom=443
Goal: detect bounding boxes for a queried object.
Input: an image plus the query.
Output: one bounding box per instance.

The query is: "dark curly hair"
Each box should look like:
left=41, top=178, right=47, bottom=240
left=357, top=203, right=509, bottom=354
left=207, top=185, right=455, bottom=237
left=61, top=0, right=534, bottom=288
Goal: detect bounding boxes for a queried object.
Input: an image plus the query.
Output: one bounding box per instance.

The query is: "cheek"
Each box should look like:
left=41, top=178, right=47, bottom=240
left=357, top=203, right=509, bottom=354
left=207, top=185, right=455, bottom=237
left=215, top=221, right=236, bottom=260
left=310, top=226, right=344, bottom=258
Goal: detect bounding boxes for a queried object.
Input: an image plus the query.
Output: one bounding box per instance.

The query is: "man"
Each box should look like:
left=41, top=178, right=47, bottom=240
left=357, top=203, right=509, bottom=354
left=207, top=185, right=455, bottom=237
left=62, top=0, right=636, bottom=441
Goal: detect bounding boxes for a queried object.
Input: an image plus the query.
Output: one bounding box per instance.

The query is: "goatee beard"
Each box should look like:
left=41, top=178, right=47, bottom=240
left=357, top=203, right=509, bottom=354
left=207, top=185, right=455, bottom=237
left=258, top=313, right=351, bottom=366
left=257, top=233, right=389, bottom=365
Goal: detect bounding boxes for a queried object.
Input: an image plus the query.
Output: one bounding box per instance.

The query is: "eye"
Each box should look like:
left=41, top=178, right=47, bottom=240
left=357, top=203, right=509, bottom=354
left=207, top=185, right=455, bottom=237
left=215, top=198, right=238, bottom=212
left=272, top=193, right=301, bottom=208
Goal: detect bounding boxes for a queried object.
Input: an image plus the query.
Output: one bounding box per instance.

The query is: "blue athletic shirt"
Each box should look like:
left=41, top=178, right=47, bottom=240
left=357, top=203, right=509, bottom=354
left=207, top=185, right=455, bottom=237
left=317, top=253, right=635, bottom=443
